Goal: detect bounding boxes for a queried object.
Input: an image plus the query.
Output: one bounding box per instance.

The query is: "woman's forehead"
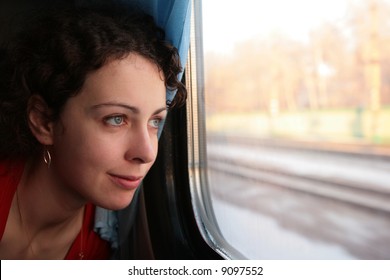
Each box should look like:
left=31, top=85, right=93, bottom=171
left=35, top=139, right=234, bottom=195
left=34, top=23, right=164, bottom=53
left=69, top=55, right=166, bottom=110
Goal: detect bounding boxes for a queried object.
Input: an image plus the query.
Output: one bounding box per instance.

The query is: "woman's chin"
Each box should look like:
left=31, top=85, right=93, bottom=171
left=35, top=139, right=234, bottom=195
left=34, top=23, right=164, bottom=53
left=95, top=192, right=136, bottom=211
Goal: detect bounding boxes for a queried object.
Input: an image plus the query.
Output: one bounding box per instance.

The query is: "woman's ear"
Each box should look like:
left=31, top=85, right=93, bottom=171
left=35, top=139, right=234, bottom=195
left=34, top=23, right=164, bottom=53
left=27, top=95, right=55, bottom=145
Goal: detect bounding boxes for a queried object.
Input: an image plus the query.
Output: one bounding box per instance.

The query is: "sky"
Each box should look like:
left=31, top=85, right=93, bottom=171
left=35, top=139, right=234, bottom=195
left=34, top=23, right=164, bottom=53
left=201, top=0, right=354, bottom=53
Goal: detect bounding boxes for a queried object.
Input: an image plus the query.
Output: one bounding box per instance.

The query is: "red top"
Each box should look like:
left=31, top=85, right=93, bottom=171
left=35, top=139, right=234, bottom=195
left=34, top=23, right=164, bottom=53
left=0, top=160, right=111, bottom=259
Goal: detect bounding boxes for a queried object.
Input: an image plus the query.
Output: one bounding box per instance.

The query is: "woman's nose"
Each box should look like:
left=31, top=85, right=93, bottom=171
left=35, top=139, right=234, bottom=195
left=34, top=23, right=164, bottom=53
left=124, top=127, right=157, bottom=164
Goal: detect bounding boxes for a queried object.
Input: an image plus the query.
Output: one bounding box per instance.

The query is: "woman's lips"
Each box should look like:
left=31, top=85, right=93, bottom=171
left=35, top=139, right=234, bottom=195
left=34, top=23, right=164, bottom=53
left=108, top=174, right=142, bottom=190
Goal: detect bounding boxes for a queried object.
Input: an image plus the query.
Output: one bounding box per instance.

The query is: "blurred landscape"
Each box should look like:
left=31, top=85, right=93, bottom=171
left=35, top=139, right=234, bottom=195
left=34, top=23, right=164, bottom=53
left=204, top=0, right=390, bottom=146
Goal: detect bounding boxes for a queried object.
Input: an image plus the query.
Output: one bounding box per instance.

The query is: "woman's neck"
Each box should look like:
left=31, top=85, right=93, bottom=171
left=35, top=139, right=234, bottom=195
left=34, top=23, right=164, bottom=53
left=18, top=157, right=86, bottom=237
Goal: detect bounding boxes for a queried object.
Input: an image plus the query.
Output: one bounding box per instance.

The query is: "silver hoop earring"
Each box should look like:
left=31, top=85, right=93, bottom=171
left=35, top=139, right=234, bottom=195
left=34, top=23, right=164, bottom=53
left=43, top=149, right=52, bottom=168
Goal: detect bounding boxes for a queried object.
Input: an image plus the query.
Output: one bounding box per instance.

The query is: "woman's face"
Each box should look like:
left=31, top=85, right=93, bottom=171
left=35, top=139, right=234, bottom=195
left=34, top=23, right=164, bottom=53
left=51, top=54, right=166, bottom=210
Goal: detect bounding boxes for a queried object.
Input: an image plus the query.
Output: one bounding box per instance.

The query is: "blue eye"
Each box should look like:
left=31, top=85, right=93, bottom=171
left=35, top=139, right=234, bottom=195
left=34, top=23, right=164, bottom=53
left=149, top=118, right=162, bottom=129
left=105, top=115, right=125, bottom=126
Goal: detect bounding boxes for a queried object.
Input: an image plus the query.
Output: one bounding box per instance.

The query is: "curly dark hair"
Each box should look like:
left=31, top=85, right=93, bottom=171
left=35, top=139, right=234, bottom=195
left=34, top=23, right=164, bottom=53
left=0, top=7, right=187, bottom=160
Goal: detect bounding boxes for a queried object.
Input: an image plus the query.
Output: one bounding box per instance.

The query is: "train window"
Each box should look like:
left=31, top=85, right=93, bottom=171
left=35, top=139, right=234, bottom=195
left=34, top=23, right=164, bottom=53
left=188, top=0, right=390, bottom=259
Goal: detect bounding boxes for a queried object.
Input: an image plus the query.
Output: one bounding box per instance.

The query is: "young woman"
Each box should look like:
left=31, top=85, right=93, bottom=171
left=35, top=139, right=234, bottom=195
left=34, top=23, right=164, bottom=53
left=0, top=7, right=186, bottom=259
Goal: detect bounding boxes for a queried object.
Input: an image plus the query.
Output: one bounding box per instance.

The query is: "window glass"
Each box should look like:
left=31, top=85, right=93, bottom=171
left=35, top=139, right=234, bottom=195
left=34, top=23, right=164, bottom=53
left=202, top=0, right=390, bottom=259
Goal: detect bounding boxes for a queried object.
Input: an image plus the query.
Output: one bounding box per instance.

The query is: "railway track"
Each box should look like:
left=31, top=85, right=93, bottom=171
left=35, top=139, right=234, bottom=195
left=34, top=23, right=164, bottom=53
left=207, top=140, right=390, bottom=214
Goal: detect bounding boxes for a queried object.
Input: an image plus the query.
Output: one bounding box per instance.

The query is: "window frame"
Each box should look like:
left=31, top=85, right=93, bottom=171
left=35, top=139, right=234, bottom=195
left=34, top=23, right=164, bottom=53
left=185, top=0, right=247, bottom=260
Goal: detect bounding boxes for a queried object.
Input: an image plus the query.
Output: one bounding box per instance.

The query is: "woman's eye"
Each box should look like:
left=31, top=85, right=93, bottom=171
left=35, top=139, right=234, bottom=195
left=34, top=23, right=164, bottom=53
left=105, top=115, right=125, bottom=126
left=149, top=118, right=162, bottom=129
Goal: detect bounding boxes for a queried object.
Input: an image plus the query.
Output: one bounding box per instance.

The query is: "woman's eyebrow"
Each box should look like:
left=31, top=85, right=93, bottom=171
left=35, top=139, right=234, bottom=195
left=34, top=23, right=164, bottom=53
left=90, top=102, right=167, bottom=115
left=153, top=107, right=168, bottom=115
left=91, top=102, right=139, bottom=112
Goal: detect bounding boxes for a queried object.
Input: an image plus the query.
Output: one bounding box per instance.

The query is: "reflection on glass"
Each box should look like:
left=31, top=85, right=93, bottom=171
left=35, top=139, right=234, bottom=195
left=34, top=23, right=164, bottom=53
left=202, top=0, right=390, bottom=259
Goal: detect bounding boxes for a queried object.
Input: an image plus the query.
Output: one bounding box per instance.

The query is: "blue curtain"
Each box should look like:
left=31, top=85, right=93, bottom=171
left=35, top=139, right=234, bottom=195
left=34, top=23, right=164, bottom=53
left=93, top=0, right=191, bottom=249
left=126, top=0, right=191, bottom=85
